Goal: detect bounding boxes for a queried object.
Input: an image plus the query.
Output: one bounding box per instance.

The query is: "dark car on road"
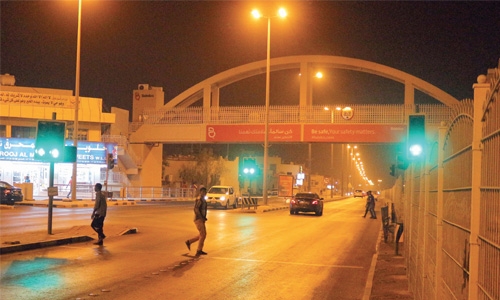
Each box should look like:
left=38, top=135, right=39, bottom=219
left=290, top=192, right=324, bottom=216
left=0, top=181, right=24, bottom=205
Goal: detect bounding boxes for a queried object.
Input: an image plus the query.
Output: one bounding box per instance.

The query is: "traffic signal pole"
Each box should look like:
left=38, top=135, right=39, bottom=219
left=48, top=112, right=56, bottom=234
left=48, top=161, right=54, bottom=234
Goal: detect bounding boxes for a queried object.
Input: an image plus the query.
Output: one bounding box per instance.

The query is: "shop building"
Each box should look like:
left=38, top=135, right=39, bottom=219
left=0, top=74, right=116, bottom=199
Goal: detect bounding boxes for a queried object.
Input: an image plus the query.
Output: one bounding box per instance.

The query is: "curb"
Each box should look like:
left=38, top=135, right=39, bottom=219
left=0, top=236, right=93, bottom=255
left=261, top=206, right=288, bottom=212
left=15, top=201, right=136, bottom=208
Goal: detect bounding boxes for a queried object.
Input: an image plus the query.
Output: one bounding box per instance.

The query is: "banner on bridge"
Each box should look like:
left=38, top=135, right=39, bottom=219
left=206, top=124, right=301, bottom=142
left=303, top=124, right=407, bottom=143
left=206, top=124, right=406, bottom=143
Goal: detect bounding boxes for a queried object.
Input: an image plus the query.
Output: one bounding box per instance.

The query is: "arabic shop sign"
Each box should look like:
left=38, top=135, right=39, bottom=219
left=0, top=91, right=74, bottom=108
left=0, top=137, right=116, bottom=164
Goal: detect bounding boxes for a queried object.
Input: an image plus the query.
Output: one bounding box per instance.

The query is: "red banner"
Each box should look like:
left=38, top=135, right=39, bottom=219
left=206, top=124, right=406, bottom=143
left=303, top=124, right=406, bottom=143
left=206, top=124, right=301, bottom=142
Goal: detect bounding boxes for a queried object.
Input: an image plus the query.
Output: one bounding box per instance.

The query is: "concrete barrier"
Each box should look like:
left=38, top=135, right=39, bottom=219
left=240, top=197, right=258, bottom=209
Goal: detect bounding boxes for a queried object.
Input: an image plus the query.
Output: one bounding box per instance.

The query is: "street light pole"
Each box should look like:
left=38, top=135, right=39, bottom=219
left=252, top=8, right=286, bottom=205
left=263, top=15, right=271, bottom=205
left=71, top=0, right=82, bottom=201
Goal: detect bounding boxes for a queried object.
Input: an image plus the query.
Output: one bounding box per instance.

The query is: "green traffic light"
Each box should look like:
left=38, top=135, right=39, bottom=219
left=37, top=148, right=46, bottom=157
left=51, top=149, right=60, bottom=158
left=34, top=121, right=66, bottom=162
left=409, top=144, right=423, bottom=157
left=407, top=115, right=426, bottom=159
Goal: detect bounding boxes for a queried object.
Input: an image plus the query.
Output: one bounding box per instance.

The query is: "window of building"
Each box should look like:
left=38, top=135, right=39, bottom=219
left=66, top=126, right=88, bottom=141
left=0, top=125, right=6, bottom=137
left=12, top=126, right=36, bottom=138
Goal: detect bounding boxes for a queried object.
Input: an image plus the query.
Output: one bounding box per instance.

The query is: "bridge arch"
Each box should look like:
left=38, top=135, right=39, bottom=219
left=163, top=55, right=459, bottom=110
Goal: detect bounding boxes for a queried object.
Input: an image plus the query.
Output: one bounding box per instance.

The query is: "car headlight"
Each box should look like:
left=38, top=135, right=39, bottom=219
left=220, top=196, right=226, bottom=201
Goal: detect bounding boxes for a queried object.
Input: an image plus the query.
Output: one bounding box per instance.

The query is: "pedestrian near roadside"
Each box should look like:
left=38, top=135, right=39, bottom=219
left=91, top=183, right=107, bottom=245
left=367, top=190, right=377, bottom=219
left=185, top=187, right=208, bottom=256
left=362, top=195, right=370, bottom=218
left=66, top=177, right=73, bottom=198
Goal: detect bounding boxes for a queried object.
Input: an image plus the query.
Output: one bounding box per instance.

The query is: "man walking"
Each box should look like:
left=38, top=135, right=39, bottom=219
left=362, top=194, right=370, bottom=218
left=91, top=183, right=107, bottom=245
left=185, top=187, right=208, bottom=256
left=367, top=190, right=377, bottom=219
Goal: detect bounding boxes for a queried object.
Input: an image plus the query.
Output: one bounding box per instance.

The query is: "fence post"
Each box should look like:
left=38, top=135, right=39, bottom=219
left=467, top=77, right=488, bottom=299
left=435, top=123, right=446, bottom=299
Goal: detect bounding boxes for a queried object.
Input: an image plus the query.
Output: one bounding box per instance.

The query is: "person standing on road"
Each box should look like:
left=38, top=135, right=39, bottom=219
left=66, top=177, right=73, bottom=198
left=367, top=190, right=377, bottom=219
left=362, top=194, right=370, bottom=218
left=185, top=187, right=208, bottom=256
left=91, top=183, right=107, bottom=245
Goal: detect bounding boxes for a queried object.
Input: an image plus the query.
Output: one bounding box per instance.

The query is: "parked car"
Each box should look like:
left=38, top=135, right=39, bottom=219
left=354, top=189, right=364, bottom=198
left=0, top=181, right=24, bottom=204
left=290, top=192, right=324, bottom=216
left=205, top=185, right=239, bottom=209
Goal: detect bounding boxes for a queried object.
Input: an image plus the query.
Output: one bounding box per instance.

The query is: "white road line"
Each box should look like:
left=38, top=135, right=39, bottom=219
left=211, top=256, right=364, bottom=269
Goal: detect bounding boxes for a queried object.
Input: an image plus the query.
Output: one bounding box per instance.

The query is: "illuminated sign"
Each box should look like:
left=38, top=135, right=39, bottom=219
left=0, top=137, right=116, bottom=164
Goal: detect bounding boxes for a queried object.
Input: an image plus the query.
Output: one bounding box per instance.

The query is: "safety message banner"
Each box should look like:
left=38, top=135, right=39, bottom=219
left=206, top=124, right=406, bottom=143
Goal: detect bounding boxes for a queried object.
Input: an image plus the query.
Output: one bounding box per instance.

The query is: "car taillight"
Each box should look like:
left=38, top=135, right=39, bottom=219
left=291, top=199, right=296, bottom=204
left=312, top=200, right=318, bottom=205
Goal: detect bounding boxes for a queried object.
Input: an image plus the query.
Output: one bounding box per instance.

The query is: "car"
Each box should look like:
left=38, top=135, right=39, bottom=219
left=289, top=192, right=324, bottom=216
left=205, top=185, right=239, bottom=209
left=0, top=181, right=24, bottom=205
left=354, top=189, right=364, bottom=198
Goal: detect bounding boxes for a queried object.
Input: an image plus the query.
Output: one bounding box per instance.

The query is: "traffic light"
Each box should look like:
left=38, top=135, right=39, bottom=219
left=407, top=114, right=426, bottom=159
left=389, top=164, right=396, bottom=177
left=396, top=154, right=409, bottom=170
left=243, top=158, right=256, bottom=175
left=107, top=153, right=115, bottom=169
left=34, top=121, right=66, bottom=162
left=63, top=146, right=77, bottom=163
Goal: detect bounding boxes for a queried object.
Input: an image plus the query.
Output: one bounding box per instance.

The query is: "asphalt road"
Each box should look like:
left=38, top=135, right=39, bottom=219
left=0, top=198, right=380, bottom=300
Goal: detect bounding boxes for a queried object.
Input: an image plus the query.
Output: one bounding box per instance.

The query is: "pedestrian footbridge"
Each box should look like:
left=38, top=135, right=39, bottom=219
left=127, top=55, right=459, bottom=145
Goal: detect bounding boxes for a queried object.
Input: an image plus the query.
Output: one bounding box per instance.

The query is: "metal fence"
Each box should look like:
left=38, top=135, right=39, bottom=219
left=382, top=63, right=500, bottom=300
left=121, top=187, right=197, bottom=200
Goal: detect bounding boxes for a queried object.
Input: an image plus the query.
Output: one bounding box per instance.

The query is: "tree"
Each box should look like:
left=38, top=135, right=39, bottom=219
left=178, top=148, right=227, bottom=187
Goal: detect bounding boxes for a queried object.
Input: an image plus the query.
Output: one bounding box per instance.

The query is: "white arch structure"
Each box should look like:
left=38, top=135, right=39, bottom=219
left=164, top=55, right=459, bottom=110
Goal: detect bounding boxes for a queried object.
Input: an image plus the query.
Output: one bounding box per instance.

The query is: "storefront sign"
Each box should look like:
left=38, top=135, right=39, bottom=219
left=0, top=91, right=73, bottom=108
left=0, top=137, right=116, bottom=164
left=0, top=138, right=34, bottom=161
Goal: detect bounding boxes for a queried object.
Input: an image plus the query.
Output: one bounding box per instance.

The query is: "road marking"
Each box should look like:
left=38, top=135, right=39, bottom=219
left=211, top=256, right=363, bottom=269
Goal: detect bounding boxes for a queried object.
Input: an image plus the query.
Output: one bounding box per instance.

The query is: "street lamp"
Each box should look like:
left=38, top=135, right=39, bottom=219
left=71, top=0, right=82, bottom=201
left=252, top=7, right=287, bottom=204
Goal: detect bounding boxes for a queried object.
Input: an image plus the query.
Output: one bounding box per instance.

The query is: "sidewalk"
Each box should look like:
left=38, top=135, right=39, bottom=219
left=0, top=197, right=412, bottom=299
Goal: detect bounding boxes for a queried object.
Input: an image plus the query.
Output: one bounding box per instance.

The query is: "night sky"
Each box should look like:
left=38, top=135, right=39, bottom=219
left=1, top=1, right=499, bottom=189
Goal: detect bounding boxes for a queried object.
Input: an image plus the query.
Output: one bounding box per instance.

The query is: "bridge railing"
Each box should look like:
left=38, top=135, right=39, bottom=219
left=135, top=104, right=451, bottom=127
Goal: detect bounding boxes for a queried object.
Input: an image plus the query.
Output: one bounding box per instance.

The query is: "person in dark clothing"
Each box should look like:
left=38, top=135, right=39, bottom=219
left=91, top=183, right=107, bottom=245
left=363, top=195, right=370, bottom=218
left=367, top=190, right=377, bottom=219
left=185, top=187, right=208, bottom=256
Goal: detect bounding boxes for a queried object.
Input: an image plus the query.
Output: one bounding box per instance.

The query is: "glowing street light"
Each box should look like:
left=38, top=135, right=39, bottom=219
left=252, top=7, right=287, bottom=204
